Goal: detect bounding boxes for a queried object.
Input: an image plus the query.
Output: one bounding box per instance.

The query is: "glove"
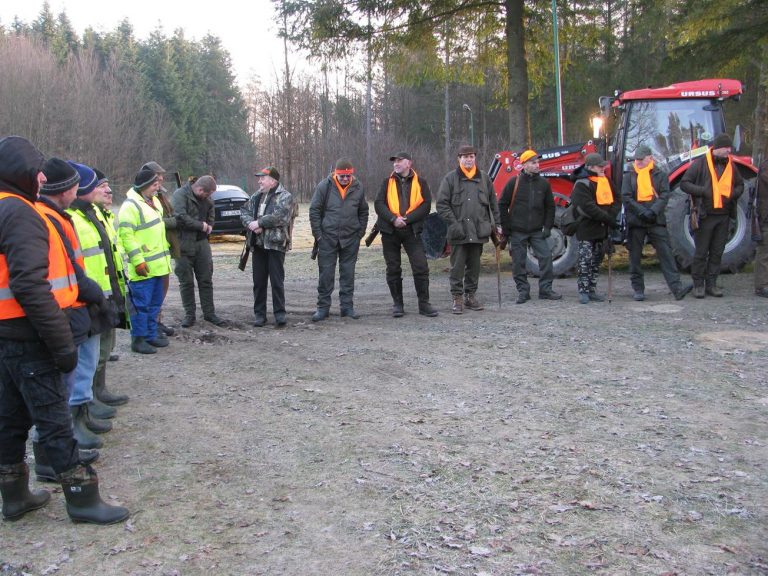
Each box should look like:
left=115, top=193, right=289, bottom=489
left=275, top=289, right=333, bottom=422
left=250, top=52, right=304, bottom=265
left=541, top=227, right=551, bottom=238
left=641, top=209, right=656, bottom=223
left=101, top=300, right=120, bottom=328
left=135, top=262, right=149, bottom=277
left=54, top=349, right=78, bottom=373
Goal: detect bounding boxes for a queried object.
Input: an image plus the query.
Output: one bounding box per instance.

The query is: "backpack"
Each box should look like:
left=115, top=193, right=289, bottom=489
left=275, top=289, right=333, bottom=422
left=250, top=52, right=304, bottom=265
left=559, top=203, right=582, bottom=236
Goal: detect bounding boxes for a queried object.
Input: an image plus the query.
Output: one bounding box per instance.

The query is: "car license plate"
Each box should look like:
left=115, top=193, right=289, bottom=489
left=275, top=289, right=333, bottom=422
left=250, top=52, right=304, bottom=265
left=221, top=209, right=240, bottom=217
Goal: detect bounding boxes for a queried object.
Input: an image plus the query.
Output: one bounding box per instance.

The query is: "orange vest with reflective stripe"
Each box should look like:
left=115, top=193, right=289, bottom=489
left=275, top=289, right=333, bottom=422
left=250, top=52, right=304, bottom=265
left=705, top=150, right=733, bottom=209
left=36, top=201, right=86, bottom=309
left=0, top=192, right=79, bottom=319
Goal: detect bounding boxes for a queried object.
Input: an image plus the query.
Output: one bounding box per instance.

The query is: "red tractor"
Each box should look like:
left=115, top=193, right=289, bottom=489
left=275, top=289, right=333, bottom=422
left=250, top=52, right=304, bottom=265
left=489, top=79, right=758, bottom=276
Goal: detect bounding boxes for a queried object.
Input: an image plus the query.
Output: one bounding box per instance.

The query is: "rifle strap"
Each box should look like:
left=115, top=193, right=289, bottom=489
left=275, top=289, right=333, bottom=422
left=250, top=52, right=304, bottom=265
left=508, top=175, right=521, bottom=214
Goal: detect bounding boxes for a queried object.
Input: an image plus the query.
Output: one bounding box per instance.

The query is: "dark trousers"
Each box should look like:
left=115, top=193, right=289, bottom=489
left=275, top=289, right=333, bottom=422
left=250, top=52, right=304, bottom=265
left=251, top=245, right=286, bottom=321
left=381, top=229, right=430, bottom=302
left=175, top=239, right=215, bottom=318
left=0, top=339, right=78, bottom=473
left=577, top=239, right=604, bottom=294
left=626, top=225, right=682, bottom=293
left=449, top=243, right=483, bottom=296
left=508, top=230, right=553, bottom=295
left=692, top=213, right=729, bottom=283
left=317, top=238, right=360, bottom=311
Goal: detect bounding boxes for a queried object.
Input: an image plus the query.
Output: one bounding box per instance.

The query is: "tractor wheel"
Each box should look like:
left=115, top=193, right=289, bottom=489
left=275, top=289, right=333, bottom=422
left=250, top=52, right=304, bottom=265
left=666, top=181, right=755, bottom=273
left=525, top=193, right=579, bottom=277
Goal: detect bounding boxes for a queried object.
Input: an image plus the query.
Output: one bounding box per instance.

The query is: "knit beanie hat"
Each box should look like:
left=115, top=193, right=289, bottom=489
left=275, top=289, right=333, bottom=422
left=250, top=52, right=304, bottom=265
left=711, top=133, right=733, bottom=150
left=633, top=144, right=653, bottom=160
left=134, top=167, right=158, bottom=190
left=93, top=168, right=108, bottom=186
left=68, top=162, right=98, bottom=196
left=40, top=158, right=80, bottom=195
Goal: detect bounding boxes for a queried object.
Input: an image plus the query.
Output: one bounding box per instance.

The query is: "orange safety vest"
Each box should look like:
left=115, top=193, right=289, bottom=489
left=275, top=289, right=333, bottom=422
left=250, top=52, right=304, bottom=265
left=0, top=192, right=78, bottom=319
left=386, top=171, right=425, bottom=216
left=36, top=201, right=86, bottom=309
left=705, top=150, right=733, bottom=209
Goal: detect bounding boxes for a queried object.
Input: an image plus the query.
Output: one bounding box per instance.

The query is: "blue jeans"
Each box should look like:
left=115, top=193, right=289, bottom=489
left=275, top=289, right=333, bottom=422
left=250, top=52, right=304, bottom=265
left=128, top=276, right=165, bottom=339
left=65, top=334, right=100, bottom=406
left=0, top=339, right=79, bottom=472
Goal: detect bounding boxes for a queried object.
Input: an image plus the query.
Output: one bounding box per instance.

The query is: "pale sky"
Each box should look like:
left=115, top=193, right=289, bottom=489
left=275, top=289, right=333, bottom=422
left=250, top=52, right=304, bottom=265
left=0, top=0, right=301, bottom=85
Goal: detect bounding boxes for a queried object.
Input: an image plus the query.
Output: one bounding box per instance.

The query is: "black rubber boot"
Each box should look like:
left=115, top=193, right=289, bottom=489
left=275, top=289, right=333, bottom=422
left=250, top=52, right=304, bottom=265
left=88, top=397, right=116, bottom=419
left=388, top=280, right=404, bottom=317
left=84, top=404, right=113, bottom=434
left=0, top=462, right=50, bottom=520
left=32, top=442, right=99, bottom=483
left=71, top=405, right=103, bottom=450
left=59, top=465, right=129, bottom=525
left=93, top=367, right=129, bottom=406
left=131, top=336, right=157, bottom=354
left=415, top=279, right=437, bottom=316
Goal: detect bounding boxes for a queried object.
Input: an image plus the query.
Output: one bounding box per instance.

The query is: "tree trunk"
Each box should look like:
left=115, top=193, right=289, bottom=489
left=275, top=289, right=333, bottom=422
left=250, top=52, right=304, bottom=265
left=505, top=0, right=529, bottom=149
left=753, top=46, right=768, bottom=163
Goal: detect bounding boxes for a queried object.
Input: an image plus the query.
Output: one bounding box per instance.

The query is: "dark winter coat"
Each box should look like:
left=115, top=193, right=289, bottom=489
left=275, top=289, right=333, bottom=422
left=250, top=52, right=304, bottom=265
left=621, top=163, right=671, bottom=227
left=172, top=183, right=215, bottom=255
left=570, top=173, right=621, bottom=241
left=0, top=137, right=76, bottom=363
left=309, top=175, right=369, bottom=249
left=680, top=153, right=744, bottom=217
left=498, top=171, right=555, bottom=234
left=436, top=168, right=500, bottom=245
left=374, top=171, right=432, bottom=235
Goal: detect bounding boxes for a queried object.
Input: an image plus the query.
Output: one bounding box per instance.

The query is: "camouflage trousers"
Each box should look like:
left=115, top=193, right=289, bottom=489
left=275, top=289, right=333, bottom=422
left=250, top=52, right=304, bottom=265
left=577, top=239, right=605, bottom=294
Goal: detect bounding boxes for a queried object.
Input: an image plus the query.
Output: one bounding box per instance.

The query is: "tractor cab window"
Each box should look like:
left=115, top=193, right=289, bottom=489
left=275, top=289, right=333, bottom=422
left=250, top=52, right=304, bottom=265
left=624, top=99, right=723, bottom=174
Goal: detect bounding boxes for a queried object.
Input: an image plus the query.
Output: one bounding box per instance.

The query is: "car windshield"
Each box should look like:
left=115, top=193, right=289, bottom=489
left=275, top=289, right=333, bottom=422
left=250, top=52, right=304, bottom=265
left=624, top=99, right=720, bottom=174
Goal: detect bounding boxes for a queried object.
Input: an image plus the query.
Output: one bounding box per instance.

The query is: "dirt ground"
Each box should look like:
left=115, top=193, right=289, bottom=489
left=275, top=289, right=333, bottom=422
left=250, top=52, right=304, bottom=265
left=2, top=207, right=768, bottom=576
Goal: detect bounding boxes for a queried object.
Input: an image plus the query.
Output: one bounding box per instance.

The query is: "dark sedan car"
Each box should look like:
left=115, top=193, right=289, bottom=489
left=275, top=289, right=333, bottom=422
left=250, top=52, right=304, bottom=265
left=211, top=185, right=249, bottom=234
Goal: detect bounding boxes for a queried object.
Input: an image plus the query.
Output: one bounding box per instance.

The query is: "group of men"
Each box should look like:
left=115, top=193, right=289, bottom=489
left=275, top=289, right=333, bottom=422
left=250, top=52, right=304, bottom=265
left=237, top=134, right=760, bottom=327
left=0, top=134, right=233, bottom=526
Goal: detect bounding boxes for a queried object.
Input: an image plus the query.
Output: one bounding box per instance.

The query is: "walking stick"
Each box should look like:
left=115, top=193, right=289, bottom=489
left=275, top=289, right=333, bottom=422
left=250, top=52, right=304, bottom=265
left=607, top=250, right=613, bottom=304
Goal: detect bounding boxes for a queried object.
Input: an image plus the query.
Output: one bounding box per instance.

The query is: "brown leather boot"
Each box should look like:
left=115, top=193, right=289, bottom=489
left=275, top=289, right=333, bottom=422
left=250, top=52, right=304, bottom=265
left=464, top=293, right=484, bottom=311
left=451, top=296, right=464, bottom=315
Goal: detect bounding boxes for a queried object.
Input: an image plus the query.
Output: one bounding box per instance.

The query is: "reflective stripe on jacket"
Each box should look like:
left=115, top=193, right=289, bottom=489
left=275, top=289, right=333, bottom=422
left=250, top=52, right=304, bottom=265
left=117, top=189, right=171, bottom=281
left=0, top=192, right=78, bottom=319
left=67, top=207, right=112, bottom=296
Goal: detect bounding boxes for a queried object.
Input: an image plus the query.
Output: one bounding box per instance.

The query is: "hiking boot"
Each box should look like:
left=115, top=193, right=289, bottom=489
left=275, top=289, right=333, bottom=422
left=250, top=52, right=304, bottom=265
left=340, top=308, right=360, bottom=319
left=0, top=462, right=50, bottom=521
left=705, top=283, right=723, bottom=297
left=693, top=284, right=705, bottom=298
left=451, top=296, right=464, bottom=314
left=108, top=353, right=119, bottom=362
left=392, top=302, right=405, bottom=318
left=204, top=315, right=227, bottom=326
left=59, top=465, right=129, bottom=525
left=158, top=322, right=175, bottom=336
left=418, top=302, right=438, bottom=317
left=33, top=443, right=98, bottom=483
left=579, top=292, right=590, bottom=304
left=633, top=290, right=645, bottom=301
left=516, top=292, right=531, bottom=304
left=674, top=284, right=693, bottom=301
left=181, top=315, right=195, bottom=328
left=311, top=308, right=329, bottom=322
left=464, top=293, right=484, bottom=311
left=131, top=337, right=157, bottom=354
left=538, top=290, right=562, bottom=301
left=588, top=292, right=605, bottom=302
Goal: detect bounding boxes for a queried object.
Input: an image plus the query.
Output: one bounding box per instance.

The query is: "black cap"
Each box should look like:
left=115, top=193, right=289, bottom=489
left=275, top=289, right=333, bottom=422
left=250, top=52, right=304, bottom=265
left=134, top=167, right=158, bottom=190
left=388, top=151, right=412, bottom=161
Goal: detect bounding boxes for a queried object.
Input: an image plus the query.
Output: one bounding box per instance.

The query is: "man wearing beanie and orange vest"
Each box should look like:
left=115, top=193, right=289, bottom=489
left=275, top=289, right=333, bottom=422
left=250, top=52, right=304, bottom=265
left=309, top=158, right=369, bottom=321
left=437, top=145, right=502, bottom=314
left=622, top=144, right=693, bottom=301
left=118, top=168, right=172, bottom=353
left=498, top=149, right=561, bottom=304
left=0, top=136, right=128, bottom=524
left=38, top=160, right=116, bottom=451
left=681, top=133, right=744, bottom=297
left=374, top=152, right=438, bottom=317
